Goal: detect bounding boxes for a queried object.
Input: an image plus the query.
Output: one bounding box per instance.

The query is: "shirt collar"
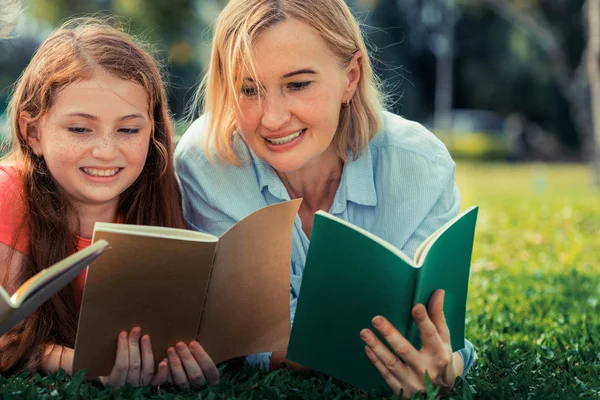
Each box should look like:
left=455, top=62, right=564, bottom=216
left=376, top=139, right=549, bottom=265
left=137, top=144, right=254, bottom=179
left=250, top=145, right=378, bottom=210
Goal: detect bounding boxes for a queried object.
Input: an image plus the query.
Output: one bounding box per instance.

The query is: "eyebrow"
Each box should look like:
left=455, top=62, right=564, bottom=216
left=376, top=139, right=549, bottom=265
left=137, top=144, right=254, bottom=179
left=242, top=68, right=317, bottom=83
left=66, top=113, right=146, bottom=121
left=282, top=68, right=317, bottom=79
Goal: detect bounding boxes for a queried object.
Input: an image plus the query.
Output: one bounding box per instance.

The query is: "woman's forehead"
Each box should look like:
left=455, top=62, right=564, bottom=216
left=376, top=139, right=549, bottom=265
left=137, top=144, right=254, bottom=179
left=246, top=19, right=337, bottom=79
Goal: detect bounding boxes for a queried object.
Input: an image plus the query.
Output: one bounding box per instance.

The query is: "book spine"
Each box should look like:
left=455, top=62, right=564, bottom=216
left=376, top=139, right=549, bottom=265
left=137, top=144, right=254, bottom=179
left=195, top=242, right=219, bottom=340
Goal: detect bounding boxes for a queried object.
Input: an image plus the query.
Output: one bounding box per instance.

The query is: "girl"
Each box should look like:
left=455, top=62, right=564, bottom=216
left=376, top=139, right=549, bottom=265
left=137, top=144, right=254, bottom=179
left=175, top=0, right=475, bottom=397
left=0, top=18, right=219, bottom=389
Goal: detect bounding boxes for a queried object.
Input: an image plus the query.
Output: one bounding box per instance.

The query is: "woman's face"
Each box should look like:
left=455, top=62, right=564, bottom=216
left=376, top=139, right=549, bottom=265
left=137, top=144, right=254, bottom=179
left=236, top=18, right=360, bottom=173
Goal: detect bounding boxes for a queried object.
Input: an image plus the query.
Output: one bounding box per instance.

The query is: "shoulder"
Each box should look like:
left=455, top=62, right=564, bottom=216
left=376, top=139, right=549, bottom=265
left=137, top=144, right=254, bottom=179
left=174, top=115, right=259, bottom=202
left=0, top=162, right=24, bottom=209
left=0, top=162, right=28, bottom=254
left=371, top=111, right=452, bottom=164
left=369, top=111, right=455, bottom=177
left=175, top=115, right=250, bottom=169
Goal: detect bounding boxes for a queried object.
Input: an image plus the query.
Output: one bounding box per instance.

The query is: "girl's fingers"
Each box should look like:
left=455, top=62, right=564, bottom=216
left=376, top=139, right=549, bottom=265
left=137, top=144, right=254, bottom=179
left=189, top=341, right=219, bottom=385
left=175, top=342, right=206, bottom=388
left=364, top=346, right=404, bottom=396
left=428, top=290, right=451, bottom=344
left=150, top=358, right=169, bottom=387
left=139, top=334, right=155, bottom=386
left=167, top=346, right=190, bottom=389
left=108, top=331, right=129, bottom=389
left=125, top=327, right=142, bottom=387
left=360, top=326, right=409, bottom=376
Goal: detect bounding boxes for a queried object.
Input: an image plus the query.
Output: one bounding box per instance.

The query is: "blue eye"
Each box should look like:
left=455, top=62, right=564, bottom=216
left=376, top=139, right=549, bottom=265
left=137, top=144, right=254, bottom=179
left=288, top=81, right=312, bottom=91
left=68, top=127, right=90, bottom=134
left=118, top=128, right=140, bottom=134
left=241, top=86, right=258, bottom=97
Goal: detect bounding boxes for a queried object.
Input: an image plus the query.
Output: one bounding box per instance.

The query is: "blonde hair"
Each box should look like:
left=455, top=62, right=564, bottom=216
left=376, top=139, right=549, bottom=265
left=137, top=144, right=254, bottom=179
left=192, top=0, right=385, bottom=164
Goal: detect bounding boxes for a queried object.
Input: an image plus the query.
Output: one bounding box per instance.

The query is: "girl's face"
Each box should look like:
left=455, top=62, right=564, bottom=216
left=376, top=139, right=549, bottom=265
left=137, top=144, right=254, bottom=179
left=22, top=69, right=152, bottom=210
left=236, top=18, right=361, bottom=173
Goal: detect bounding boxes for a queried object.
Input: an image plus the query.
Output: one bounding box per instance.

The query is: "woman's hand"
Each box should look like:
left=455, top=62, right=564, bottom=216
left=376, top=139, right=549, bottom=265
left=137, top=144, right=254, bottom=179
left=360, top=290, right=464, bottom=398
left=100, top=327, right=169, bottom=389
left=166, top=341, right=220, bottom=389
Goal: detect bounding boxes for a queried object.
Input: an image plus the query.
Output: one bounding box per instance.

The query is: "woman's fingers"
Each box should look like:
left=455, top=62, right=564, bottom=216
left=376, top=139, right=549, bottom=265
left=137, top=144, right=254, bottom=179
left=360, top=325, right=409, bottom=376
left=364, top=345, right=404, bottom=396
left=150, top=358, right=169, bottom=387
left=412, top=304, right=446, bottom=357
left=428, top=290, right=451, bottom=344
left=107, top=331, right=129, bottom=388
left=368, top=316, right=420, bottom=366
left=125, top=327, right=142, bottom=387
left=167, top=346, right=190, bottom=389
left=189, top=341, right=219, bottom=385
left=175, top=342, right=206, bottom=388
left=139, top=334, right=155, bottom=386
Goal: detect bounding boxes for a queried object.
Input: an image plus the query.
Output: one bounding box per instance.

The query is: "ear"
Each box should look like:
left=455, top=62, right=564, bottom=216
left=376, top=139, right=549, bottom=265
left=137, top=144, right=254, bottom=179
left=342, top=51, right=362, bottom=103
left=18, top=112, right=43, bottom=156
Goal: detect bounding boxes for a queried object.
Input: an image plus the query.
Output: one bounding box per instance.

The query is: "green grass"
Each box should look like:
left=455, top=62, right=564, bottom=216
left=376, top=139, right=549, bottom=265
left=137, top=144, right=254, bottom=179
left=1, top=162, right=599, bottom=399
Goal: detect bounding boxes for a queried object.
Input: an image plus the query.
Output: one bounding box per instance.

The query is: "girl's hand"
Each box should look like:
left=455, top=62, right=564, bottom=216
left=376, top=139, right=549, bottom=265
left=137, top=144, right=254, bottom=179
left=100, top=327, right=169, bottom=389
left=360, top=290, right=464, bottom=398
left=166, top=341, right=219, bottom=389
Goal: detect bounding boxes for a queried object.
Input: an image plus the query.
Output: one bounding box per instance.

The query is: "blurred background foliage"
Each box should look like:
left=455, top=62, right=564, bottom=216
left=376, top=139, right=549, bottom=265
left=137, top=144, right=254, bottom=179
left=0, top=0, right=593, bottom=162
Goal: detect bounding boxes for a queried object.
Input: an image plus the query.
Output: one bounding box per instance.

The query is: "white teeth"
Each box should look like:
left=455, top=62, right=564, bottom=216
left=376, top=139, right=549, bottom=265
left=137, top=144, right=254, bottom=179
left=82, top=168, right=120, bottom=177
left=266, top=130, right=304, bottom=145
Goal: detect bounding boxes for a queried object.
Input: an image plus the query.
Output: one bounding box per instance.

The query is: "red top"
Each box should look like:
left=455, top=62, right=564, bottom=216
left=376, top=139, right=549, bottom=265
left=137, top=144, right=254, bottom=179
left=0, top=162, right=94, bottom=308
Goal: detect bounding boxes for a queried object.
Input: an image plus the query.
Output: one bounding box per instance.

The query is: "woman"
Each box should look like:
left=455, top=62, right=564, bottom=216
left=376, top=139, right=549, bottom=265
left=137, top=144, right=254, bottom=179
left=175, top=0, right=474, bottom=396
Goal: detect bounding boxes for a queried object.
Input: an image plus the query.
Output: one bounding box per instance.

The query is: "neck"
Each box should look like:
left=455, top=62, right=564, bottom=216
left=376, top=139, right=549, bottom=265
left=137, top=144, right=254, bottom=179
left=69, top=200, right=119, bottom=239
left=277, top=145, right=343, bottom=212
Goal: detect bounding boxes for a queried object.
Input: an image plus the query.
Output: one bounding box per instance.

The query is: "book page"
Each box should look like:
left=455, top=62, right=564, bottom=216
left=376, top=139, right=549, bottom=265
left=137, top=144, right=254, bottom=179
left=73, top=232, right=218, bottom=376
left=93, top=222, right=218, bottom=242
left=197, top=199, right=301, bottom=363
left=414, top=206, right=478, bottom=265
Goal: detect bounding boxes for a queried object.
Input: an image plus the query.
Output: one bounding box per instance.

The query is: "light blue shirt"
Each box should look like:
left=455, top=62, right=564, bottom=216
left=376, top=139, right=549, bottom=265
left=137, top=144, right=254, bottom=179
left=174, top=111, right=475, bottom=377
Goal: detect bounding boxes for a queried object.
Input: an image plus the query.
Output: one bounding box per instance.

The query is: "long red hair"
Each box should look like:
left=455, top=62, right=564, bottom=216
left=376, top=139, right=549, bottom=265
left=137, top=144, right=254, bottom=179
left=0, top=17, right=185, bottom=373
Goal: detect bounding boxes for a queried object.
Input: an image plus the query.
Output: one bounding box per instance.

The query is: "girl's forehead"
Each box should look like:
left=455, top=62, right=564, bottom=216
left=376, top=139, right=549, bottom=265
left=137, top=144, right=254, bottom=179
left=51, top=72, right=150, bottom=118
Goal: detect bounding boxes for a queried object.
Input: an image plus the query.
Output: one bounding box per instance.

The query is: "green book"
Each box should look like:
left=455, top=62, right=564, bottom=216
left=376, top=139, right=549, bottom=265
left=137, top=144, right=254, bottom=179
left=286, top=206, right=479, bottom=393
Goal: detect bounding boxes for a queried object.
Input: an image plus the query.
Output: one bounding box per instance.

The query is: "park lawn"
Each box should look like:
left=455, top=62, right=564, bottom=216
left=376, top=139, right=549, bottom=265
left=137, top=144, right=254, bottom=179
left=1, top=162, right=599, bottom=399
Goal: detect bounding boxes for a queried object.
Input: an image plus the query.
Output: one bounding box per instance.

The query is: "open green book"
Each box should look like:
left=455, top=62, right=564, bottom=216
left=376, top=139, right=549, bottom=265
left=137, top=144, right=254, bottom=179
left=286, top=206, right=478, bottom=392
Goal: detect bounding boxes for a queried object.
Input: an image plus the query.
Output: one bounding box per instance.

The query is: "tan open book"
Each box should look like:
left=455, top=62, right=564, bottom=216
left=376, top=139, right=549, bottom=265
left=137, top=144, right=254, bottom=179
left=72, top=199, right=301, bottom=377
left=0, top=240, right=109, bottom=336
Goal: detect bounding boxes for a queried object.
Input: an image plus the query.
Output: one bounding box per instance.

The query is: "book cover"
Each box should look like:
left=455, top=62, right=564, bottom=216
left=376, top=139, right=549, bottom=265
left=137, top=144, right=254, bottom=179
left=286, top=206, right=478, bottom=392
left=0, top=240, right=109, bottom=337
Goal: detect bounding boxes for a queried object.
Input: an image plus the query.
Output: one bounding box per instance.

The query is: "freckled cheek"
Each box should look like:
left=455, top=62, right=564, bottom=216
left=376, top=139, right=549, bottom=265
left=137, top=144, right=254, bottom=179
left=47, top=141, right=89, bottom=169
left=124, top=137, right=151, bottom=167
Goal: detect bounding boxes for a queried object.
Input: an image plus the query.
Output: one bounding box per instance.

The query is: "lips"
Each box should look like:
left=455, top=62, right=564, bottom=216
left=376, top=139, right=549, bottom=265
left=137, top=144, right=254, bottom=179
left=264, top=129, right=306, bottom=145
left=80, top=167, right=122, bottom=177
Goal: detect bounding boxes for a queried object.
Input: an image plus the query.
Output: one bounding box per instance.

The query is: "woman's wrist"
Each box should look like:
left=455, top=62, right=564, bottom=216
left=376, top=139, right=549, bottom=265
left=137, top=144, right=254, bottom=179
left=452, top=351, right=465, bottom=378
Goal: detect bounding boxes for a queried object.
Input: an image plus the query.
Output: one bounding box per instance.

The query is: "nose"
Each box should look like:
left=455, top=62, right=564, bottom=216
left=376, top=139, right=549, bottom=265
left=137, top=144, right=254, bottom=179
left=260, top=93, right=291, bottom=132
left=91, top=132, right=119, bottom=160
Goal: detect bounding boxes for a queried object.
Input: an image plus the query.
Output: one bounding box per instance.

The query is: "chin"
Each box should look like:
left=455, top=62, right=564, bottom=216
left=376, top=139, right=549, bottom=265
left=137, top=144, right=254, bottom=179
left=267, top=158, right=307, bottom=174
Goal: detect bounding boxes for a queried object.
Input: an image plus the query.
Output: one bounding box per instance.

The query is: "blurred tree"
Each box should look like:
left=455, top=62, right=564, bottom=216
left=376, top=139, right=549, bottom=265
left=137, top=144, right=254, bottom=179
left=481, top=0, right=595, bottom=168
left=586, top=0, right=600, bottom=185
